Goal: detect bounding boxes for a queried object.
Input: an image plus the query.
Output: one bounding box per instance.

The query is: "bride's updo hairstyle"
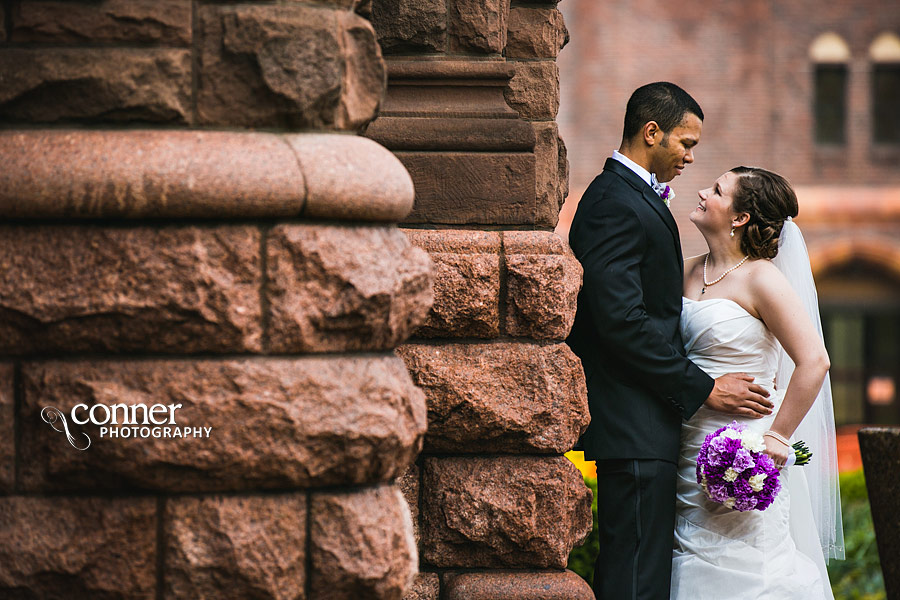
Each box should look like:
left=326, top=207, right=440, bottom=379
left=729, top=166, right=799, bottom=260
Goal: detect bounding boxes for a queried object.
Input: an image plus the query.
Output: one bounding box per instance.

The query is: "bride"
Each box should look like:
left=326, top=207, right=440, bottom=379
left=671, top=167, right=844, bottom=599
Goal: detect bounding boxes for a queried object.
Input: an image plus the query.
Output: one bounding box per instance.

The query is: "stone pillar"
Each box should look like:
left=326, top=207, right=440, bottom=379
left=365, top=1, right=594, bottom=598
left=0, top=3, right=431, bottom=600
left=859, top=427, right=900, bottom=599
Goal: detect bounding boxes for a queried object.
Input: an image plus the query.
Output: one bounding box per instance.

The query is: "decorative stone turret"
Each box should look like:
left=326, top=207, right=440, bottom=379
left=364, top=1, right=595, bottom=598
left=0, top=2, right=431, bottom=599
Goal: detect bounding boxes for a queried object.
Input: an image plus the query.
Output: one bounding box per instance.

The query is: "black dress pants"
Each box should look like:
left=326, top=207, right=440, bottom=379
left=592, top=458, right=678, bottom=600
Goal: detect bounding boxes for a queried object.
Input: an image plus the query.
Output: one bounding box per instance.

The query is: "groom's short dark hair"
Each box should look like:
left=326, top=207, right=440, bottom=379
left=623, top=82, right=704, bottom=140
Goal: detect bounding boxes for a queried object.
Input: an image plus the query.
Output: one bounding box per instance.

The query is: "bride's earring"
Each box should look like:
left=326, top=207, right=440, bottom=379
left=730, top=225, right=735, bottom=238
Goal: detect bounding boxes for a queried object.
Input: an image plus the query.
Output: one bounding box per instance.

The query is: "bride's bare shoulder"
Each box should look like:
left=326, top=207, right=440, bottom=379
left=746, top=259, right=793, bottom=297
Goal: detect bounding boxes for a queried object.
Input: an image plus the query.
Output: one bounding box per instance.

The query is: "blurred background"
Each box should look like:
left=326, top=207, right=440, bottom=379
left=557, top=2, right=900, bottom=596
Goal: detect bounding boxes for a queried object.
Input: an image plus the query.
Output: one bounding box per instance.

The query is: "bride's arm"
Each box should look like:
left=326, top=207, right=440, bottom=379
left=751, top=262, right=831, bottom=464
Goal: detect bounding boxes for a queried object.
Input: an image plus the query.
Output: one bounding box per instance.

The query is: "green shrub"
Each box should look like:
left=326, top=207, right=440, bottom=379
left=828, top=469, right=885, bottom=600
left=567, top=476, right=598, bottom=584
left=566, top=468, right=886, bottom=599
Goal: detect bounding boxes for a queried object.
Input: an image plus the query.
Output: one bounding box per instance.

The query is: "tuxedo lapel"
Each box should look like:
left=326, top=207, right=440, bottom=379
left=603, top=158, right=684, bottom=273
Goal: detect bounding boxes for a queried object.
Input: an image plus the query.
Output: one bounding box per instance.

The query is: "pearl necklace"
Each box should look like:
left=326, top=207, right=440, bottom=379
left=702, top=254, right=749, bottom=294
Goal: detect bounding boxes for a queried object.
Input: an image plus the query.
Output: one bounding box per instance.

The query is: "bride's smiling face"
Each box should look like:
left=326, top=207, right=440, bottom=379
left=691, top=171, right=743, bottom=232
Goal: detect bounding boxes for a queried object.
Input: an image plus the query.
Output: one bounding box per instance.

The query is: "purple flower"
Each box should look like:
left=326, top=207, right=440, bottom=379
left=734, top=496, right=758, bottom=512
left=710, top=435, right=730, bottom=452
left=708, top=483, right=730, bottom=503
left=733, top=448, right=755, bottom=472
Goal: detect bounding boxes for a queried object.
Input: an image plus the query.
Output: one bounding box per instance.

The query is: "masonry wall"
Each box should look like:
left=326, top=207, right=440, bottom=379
left=363, top=1, right=595, bottom=598
left=0, top=2, right=433, bottom=599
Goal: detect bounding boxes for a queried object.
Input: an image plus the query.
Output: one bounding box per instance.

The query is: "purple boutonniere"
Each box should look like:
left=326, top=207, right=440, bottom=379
left=660, top=185, right=673, bottom=207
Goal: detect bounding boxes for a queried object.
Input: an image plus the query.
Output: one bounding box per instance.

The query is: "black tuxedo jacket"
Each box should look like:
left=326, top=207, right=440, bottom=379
left=566, top=158, right=714, bottom=463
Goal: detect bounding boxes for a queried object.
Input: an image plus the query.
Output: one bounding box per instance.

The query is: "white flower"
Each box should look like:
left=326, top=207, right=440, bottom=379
left=741, top=431, right=766, bottom=453
left=748, top=473, right=768, bottom=492
left=722, top=428, right=741, bottom=440
left=724, top=468, right=738, bottom=482
left=724, top=497, right=736, bottom=509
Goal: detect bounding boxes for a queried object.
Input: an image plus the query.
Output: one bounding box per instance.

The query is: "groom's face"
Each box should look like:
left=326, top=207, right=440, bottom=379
left=650, top=112, right=702, bottom=183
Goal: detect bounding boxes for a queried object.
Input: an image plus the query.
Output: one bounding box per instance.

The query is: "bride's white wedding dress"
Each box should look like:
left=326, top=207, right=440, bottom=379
left=671, top=297, right=834, bottom=599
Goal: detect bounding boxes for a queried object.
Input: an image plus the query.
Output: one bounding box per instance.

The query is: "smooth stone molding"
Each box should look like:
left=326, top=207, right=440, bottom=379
left=366, top=116, right=535, bottom=152
left=444, top=570, right=594, bottom=600
left=381, top=60, right=518, bottom=120
left=858, top=427, right=900, bottom=600
left=0, top=130, right=414, bottom=221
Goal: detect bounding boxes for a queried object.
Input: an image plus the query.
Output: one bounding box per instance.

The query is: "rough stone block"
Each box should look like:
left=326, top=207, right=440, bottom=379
left=558, top=129, right=570, bottom=205
left=20, top=357, right=426, bottom=492
left=403, top=573, right=440, bottom=600
left=533, top=121, right=569, bottom=227
left=0, top=48, right=191, bottom=124
left=398, top=152, right=536, bottom=225
left=859, top=427, right=900, bottom=599
left=11, top=0, right=192, bottom=45
left=506, top=7, right=568, bottom=58
left=165, top=494, right=307, bottom=600
left=0, top=365, right=13, bottom=492
left=370, top=0, right=446, bottom=53
left=0, top=226, right=262, bottom=355
left=397, top=464, right=421, bottom=546
left=266, top=225, right=432, bottom=353
left=404, top=230, right=501, bottom=338
left=422, top=456, right=593, bottom=568
left=0, top=497, right=156, bottom=599
left=504, top=61, right=559, bottom=121
left=449, top=0, right=509, bottom=54
left=198, top=5, right=384, bottom=130
left=504, top=231, right=582, bottom=340
left=310, top=485, right=417, bottom=600
left=398, top=342, right=588, bottom=453
left=443, top=570, right=594, bottom=599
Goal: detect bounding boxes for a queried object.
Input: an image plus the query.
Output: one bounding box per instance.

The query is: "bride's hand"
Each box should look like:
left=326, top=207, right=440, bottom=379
left=764, top=436, right=791, bottom=469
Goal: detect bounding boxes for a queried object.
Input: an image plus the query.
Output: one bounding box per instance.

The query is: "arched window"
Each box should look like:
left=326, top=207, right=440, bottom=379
left=870, top=32, right=900, bottom=144
left=812, top=241, right=900, bottom=426
left=810, top=33, right=851, bottom=145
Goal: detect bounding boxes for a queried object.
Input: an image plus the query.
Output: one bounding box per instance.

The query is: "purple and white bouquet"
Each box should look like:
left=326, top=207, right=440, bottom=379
left=696, top=421, right=811, bottom=512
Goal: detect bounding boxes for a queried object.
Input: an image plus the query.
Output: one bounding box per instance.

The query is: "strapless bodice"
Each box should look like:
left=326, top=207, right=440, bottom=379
left=681, top=297, right=779, bottom=390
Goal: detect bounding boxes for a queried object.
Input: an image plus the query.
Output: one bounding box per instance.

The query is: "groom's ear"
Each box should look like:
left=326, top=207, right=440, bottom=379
left=642, top=121, right=662, bottom=146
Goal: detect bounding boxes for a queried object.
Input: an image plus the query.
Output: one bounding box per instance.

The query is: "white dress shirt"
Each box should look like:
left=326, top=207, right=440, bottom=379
left=611, top=150, right=654, bottom=188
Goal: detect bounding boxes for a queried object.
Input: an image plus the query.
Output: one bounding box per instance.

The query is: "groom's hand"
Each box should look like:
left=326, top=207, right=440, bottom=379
left=705, top=373, right=773, bottom=417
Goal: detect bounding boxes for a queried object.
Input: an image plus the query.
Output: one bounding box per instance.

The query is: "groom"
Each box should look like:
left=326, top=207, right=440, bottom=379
left=566, top=82, right=773, bottom=600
